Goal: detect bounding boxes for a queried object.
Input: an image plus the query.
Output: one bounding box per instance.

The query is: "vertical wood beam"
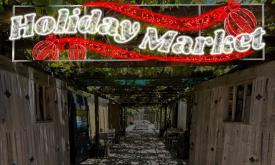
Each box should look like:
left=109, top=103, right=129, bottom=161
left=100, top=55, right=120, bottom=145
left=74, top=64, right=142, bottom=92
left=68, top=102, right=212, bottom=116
left=174, top=102, right=179, bottom=128
left=94, top=95, right=99, bottom=145
left=159, top=108, right=162, bottom=130
left=164, top=106, right=167, bottom=130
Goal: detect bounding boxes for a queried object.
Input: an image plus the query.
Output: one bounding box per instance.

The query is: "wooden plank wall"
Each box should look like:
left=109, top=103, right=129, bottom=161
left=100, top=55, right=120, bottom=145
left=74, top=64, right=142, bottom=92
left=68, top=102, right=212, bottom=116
left=190, top=60, right=275, bottom=165
left=0, top=62, right=70, bottom=165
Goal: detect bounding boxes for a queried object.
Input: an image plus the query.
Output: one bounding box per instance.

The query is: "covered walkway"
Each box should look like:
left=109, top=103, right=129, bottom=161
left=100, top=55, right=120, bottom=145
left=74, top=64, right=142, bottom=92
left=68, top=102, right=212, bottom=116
left=81, top=121, right=187, bottom=165
left=1, top=1, right=275, bottom=164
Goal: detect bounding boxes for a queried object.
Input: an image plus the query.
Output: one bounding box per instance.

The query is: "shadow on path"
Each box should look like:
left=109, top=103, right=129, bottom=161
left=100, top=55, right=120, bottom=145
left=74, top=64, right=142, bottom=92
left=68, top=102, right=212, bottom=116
left=82, top=126, right=187, bottom=165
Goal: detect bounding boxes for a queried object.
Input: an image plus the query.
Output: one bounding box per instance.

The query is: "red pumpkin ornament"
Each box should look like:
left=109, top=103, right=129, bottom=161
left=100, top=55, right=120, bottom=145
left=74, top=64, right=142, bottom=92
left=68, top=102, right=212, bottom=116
left=32, top=40, right=59, bottom=60
left=68, top=44, right=86, bottom=60
left=224, top=4, right=257, bottom=36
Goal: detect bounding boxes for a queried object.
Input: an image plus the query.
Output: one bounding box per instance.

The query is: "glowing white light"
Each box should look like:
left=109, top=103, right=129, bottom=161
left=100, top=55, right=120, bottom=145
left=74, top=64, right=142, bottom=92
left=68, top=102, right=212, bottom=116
left=192, top=36, right=214, bottom=55
left=211, top=29, right=225, bottom=55
left=171, top=36, right=193, bottom=55
left=138, top=27, right=178, bottom=53
left=55, top=8, right=69, bottom=34
left=66, top=8, right=81, bottom=34
left=97, top=17, right=119, bottom=36
left=251, top=27, right=266, bottom=50
left=9, top=13, right=36, bottom=40
left=234, top=33, right=252, bottom=52
left=223, top=35, right=235, bottom=54
left=34, top=16, right=56, bottom=36
left=114, top=20, right=140, bottom=44
left=138, top=27, right=265, bottom=55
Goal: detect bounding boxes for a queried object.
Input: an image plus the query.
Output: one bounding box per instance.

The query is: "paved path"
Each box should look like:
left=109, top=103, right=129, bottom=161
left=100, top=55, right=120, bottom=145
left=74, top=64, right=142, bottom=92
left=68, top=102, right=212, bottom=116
left=81, top=130, right=187, bottom=165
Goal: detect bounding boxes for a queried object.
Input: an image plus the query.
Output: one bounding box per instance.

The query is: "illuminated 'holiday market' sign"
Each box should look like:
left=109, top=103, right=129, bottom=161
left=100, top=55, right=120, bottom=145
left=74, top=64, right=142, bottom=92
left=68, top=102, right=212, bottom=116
left=9, top=1, right=265, bottom=63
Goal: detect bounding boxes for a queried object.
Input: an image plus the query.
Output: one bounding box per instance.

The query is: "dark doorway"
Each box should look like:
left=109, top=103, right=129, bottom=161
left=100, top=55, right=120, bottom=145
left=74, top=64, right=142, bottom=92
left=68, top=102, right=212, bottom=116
left=68, top=92, right=91, bottom=165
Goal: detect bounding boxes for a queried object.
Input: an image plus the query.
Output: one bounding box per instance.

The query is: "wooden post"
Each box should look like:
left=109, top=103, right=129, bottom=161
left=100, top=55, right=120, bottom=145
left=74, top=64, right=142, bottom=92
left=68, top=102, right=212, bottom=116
left=120, top=107, right=126, bottom=136
left=94, top=95, right=99, bottom=145
left=123, top=108, right=127, bottom=135
left=164, top=106, right=167, bottom=131
left=174, top=103, right=178, bottom=128
left=159, top=108, right=162, bottom=130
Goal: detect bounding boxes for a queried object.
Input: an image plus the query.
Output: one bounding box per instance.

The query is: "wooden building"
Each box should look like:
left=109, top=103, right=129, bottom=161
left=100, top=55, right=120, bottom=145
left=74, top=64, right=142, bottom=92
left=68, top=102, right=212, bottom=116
left=0, top=56, right=70, bottom=165
left=190, top=60, right=275, bottom=165
left=0, top=56, right=123, bottom=164
left=88, top=96, right=122, bottom=140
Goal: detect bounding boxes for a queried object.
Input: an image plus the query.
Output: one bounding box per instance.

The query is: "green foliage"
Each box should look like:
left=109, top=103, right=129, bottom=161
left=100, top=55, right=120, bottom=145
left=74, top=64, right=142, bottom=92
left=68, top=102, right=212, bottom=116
left=194, top=65, right=235, bottom=76
left=34, top=0, right=49, bottom=5
left=0, top=0, right=4, bottom=13
left=267, top=23, right=275, bottom=32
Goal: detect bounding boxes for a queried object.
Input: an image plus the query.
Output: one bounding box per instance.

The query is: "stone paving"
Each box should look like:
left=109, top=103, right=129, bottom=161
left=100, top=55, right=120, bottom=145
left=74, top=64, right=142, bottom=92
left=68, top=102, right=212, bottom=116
left=81, top=122, right=187, bottom=165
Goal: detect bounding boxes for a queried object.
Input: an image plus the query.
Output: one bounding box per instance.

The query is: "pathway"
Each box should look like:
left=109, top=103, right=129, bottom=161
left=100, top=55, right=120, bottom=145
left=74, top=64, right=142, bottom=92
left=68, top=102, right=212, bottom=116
left=81, top=121, right=187, bottom=165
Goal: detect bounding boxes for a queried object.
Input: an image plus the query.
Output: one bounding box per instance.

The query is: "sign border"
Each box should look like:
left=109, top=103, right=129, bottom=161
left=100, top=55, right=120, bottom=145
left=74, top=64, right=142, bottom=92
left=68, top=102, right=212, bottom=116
left=11, top=3, right=265, bottom=62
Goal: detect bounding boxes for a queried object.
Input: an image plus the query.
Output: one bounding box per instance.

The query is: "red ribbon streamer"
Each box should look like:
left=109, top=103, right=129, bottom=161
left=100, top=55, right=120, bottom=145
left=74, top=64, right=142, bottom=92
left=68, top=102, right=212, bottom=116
left=34, top=37, right=254, bottom=64
left=83, top=2, right=239, bottom=31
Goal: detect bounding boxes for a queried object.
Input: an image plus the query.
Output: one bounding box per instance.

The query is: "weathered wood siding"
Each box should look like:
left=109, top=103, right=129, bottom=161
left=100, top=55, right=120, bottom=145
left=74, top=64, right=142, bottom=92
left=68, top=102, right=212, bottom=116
left=190, top=61, right=275, bottom=165
left=0, top=58, right=69, bottom=165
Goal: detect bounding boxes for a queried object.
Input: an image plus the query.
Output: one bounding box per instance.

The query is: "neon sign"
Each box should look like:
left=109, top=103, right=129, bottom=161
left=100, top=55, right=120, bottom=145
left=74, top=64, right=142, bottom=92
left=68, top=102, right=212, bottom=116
left=9, top=1, right=266, bottom=63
